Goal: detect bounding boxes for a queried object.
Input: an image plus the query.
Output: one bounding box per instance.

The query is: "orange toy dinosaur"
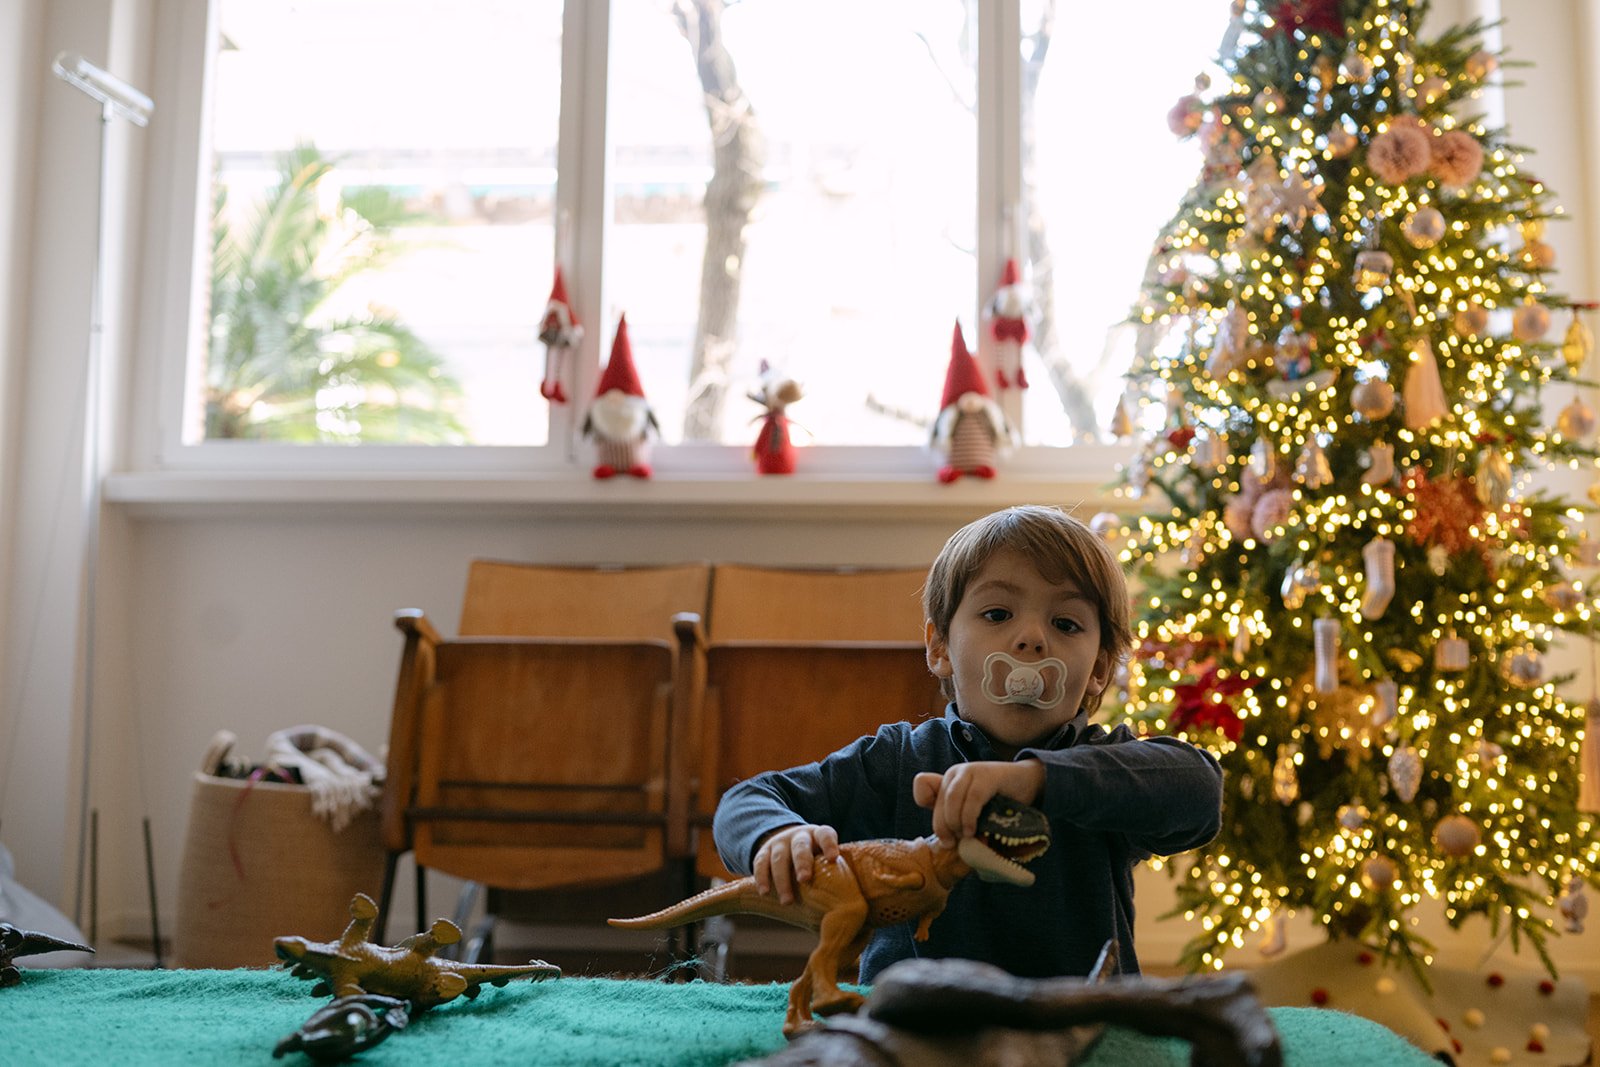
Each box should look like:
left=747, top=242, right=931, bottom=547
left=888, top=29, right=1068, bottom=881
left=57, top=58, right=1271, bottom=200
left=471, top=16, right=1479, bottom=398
left=610, top=796, right=1049, bottom=1036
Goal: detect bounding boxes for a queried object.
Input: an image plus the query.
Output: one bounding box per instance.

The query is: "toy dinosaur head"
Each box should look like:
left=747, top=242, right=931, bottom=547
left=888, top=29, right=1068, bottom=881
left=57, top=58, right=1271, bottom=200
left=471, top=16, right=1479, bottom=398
left=956, top=795, right=1051, bottom=886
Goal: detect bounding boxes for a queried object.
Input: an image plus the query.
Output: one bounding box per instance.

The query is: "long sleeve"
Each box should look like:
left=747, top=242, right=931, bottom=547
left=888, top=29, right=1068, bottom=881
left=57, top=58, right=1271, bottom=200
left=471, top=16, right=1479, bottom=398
left=1022, top=725, right=1223, bottom=858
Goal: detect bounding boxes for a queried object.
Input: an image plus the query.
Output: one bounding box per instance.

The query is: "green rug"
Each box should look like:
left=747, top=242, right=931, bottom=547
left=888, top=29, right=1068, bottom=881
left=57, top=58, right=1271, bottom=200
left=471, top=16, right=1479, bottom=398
left=0, top=967, right=1439, bottom=1066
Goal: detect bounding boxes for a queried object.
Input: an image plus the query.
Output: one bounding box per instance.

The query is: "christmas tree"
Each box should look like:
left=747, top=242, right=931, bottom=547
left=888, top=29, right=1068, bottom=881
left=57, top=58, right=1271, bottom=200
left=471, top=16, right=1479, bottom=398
left=1112, top=0, right=1600, bottom=980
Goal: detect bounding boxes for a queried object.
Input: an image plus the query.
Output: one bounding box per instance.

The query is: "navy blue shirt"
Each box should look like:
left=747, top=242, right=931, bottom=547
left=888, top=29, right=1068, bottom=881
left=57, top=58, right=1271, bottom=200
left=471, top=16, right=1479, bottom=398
left=712, top=705, right=1222, bottom=982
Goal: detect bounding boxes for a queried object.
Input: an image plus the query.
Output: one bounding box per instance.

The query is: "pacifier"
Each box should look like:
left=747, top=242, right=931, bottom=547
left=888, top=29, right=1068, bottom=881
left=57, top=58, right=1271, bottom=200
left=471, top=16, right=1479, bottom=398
left=982, top=651, right=1070, bottom=709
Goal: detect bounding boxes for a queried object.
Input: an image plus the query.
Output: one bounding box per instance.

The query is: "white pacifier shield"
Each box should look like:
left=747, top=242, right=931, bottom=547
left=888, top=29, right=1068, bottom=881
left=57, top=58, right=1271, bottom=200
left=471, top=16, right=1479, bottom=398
left=982, top=651, right=1070, bottom=709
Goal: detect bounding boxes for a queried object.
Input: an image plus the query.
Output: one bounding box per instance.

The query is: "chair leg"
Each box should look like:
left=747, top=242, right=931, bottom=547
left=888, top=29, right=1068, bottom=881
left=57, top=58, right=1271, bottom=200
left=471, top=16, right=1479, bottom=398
left=461, top=915, right=496, bottom=964
left=697, top=914, right=733, bottom=982
left=414, top=863, right=428, bottom=937
left=375, top=851, right=401, bottom=945
left=443, top=881, right=484, bottom=961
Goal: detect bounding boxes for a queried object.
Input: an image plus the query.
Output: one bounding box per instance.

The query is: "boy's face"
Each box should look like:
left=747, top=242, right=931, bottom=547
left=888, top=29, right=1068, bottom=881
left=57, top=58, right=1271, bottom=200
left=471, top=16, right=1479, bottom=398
left=925, top=547, right=1113, bottom=757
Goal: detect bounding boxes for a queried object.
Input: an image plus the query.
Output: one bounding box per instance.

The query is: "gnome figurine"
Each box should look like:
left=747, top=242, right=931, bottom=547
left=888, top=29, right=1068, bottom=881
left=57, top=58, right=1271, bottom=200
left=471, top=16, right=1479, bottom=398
left=583, top=315, right=657, bottom=479
left=932, top=320, right=1011, bottom=483
left=538, top=265, right=583, bottom=403
left=749, top=361, right=804, bottom=475
left=985, top=257, right=1032, bottom=390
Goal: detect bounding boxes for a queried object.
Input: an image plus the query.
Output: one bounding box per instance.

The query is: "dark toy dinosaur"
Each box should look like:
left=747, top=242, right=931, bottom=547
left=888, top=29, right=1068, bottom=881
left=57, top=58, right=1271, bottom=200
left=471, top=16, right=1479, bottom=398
left=272, top=993, right=410, bottom=1062
left=0, top=922, right=94, bottom=988
left=274, top=892, right=558, bottom=1009
left=611, top=796, right=1050, bottom=1035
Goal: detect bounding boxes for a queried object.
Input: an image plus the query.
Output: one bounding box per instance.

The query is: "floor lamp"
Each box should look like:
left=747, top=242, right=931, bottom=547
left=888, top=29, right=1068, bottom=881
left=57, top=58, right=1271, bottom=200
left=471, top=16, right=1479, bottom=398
left=50, top=51, right=153, bottom=952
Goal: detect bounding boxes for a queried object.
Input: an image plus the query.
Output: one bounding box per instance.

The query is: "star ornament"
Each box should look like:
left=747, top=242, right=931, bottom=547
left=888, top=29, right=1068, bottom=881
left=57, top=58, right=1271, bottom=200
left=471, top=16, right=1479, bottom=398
left=1269, top=169, right=1326, bottom=230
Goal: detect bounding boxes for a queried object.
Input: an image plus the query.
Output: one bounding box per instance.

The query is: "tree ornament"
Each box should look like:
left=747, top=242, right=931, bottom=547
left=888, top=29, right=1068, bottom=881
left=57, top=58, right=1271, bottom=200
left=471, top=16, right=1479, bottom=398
left=1351, top=378, right=1396, bottom=420
left=1430, top=129, right=1486, bottom=188
left=1542, top=581, right=1581, bottom=612
left=1254, top=86, right=1287, bottom=115
left=1249, top=437, right=1278, bottom=481
left=1194, top=429, right=1229, bottom=471
left=1280, top=558, right=1322, bottom=610
left=1428, top=544, right=1451, bottom=576
left=1562, top=309, right=1593, bottom=371
left=1433, top=814, right=1481, bottom=857
left=537, top=265, right=584, bottom=404
left=1580, top=699, right=1600, bottom=813
left=1251, top=488, right=1295, bottom=543
left=1465, top=49, right=1499, bottom=81
left=1360, top=854, right=1399, bottom=891
left=1362, top=441, right=1396, bottom=485
left=1499, top=645, right=1544, bottom=689
left=1416, top=75, right=1448, bottom=105
left=1269, top=168, right=1327, bottom=231
left=1295, top=435, right=1333, bottom=489
left=1325, top=124, right=1359, bottom=159
left=1557, top=397, right=1597, bottom=440
left=1402, top=207, right=1446, bottom=248
left=1354, top=248, right=1393, bottom=292
left=1435, top=632, right=1470, bottom=672
left=1472, top=738, right=1504, bottom=770
left=1125, top=449, right=1153, bottom=499
left=1557, top=877, right=1589, bottom=933
left=1089, top=512, right=1125, bottom=545
left=1475, top=447, right=1513, bottom=508
left=1314, top=617, right=1341, bottom=694
left=1209, top=302, right=1254, bottom=378
left=1361, top=537, right=1396, bottom=619
left=1388, top=745, right=1423, bottom=802
left=1520, top=237, right=1557, bottom=271
left=1273, top=745, right=1300, bottom=804
left=1232, top=624, right=1252, bottom=662
left=1403, top=339, right=1449, bottom=429
left=1258, top=909, right=1288, bottom=957
left=1512, top=298, right=1551, bottom=342
left=1337, top=801, right=1369, bottom=830
left=1340, top=50, right=1374, bottom=83
left=1368, top=122, right=1433, bottom=184
left=1110, top=395, right=1136, bottom=439
left=1167, top=91, right=1205, bottom=138
left=1372, top=678, right=1398, bottom=727
left=1455, top=304, right=1491, bottom=337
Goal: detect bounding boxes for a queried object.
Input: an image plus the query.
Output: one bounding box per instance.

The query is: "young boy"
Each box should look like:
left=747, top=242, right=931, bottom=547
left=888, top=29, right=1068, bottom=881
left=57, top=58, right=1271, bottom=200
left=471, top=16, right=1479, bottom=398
left=711, top=504, right=1223, bottom=982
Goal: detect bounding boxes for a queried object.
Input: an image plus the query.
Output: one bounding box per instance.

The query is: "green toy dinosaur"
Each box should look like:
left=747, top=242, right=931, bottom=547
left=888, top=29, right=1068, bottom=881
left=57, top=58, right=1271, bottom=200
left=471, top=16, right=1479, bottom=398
left=274, top=892, right=559, bottom=1009
left=611, top=796, right=1050, bottom=1035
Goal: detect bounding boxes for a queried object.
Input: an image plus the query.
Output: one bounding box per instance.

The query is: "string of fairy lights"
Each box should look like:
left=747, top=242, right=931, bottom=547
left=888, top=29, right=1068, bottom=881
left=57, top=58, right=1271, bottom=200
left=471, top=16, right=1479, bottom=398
left=1105, top=0, right=1600, bottom=975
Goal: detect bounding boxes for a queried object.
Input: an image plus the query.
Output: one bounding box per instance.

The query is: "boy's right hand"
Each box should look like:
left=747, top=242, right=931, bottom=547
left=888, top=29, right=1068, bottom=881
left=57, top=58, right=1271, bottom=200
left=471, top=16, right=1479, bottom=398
left=752, top=823, right=840, bottom=905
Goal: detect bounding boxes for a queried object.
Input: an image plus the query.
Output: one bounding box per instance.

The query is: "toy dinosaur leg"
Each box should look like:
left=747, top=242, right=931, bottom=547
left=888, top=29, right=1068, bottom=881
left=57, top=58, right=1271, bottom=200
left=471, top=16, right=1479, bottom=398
left=810, top=927, right=872, bottom=1019
left=783, top=970, right=814, bottom=1038
left=799, top=898, right=869, bottom=1021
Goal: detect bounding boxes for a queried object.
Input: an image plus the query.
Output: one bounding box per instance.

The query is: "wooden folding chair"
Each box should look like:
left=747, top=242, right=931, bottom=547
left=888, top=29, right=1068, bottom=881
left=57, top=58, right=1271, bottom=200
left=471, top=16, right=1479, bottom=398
left=377, top=562, right=709, bottom=953
left=690, top=565, right=946, bottom=975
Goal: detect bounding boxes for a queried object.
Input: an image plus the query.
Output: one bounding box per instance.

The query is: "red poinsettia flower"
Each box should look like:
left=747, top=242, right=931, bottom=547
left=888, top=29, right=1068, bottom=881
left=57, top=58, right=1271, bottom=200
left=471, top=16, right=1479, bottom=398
left=1167, top=426, right=1198, bottom=451
left=1170, top=665, right=1260, bottom=741
left=1270, top=0, right=1345, bottom=38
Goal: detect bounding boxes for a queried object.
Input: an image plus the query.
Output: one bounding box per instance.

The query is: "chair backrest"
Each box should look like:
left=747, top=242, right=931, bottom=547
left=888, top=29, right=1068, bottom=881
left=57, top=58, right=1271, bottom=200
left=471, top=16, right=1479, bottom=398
left=696, top=565, right=945, bottom=878
left=459, top=560, right=711, bottom=641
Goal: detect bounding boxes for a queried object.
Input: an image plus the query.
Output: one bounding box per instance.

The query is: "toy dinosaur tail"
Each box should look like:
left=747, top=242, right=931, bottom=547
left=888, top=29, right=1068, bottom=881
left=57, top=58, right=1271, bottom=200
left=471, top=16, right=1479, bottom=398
left=608, top=878, right=821, bottom=932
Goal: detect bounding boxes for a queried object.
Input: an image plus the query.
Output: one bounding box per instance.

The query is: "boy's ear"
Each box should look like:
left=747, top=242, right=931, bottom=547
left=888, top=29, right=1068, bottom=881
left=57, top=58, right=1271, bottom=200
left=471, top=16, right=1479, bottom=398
left=1087, top=649, right=1116, bottom=696
left=925, top=620, right=953, bottom=678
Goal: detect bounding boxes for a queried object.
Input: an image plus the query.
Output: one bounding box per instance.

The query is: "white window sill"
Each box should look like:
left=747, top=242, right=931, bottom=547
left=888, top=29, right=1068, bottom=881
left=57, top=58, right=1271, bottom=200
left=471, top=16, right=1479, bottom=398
left=102, top=468, right=1131, bottom=521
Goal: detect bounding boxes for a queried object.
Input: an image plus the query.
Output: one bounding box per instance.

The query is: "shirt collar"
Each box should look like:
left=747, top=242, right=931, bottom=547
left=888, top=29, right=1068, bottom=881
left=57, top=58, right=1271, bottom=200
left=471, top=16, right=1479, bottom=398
left=943, top=704, right=1091, bottom=756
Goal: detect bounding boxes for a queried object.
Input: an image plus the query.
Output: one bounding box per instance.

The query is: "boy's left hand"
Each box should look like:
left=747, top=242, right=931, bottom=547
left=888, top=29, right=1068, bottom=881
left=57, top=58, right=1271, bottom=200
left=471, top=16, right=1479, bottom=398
left=913, top=760, right=1045, bottom=848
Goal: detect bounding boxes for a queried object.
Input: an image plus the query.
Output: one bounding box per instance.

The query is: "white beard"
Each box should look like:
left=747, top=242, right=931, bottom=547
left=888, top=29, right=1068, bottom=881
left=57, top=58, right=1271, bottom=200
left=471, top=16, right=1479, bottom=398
left=588, top=390, right=651, bottom=442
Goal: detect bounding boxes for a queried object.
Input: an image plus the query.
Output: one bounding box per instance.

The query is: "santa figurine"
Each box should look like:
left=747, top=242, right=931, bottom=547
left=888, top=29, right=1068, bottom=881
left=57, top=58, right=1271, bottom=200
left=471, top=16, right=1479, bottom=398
left=538, top=265, right=583, bottom=403
left=932, top=320, right=1011, bottom=483
left=582, top=314, right=657, bottom=479
left=985, top=257, right=1032, bottom=390
left=749, top=361, right=804, bottom=475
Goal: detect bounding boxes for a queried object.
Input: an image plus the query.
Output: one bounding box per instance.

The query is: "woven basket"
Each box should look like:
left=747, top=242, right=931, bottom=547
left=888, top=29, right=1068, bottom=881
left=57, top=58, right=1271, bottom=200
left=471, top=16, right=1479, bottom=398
left=172, top=771, right=385, bottom=968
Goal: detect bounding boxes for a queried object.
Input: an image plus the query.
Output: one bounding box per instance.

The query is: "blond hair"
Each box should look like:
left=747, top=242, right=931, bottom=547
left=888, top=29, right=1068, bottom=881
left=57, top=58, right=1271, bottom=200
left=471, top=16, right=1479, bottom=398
left=922, top=505, right=1132, bottom=712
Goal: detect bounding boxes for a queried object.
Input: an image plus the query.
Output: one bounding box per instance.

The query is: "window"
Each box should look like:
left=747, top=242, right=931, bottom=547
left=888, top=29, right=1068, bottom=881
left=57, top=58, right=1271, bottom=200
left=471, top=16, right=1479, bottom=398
left=171, top=0, right=1228, bottom=469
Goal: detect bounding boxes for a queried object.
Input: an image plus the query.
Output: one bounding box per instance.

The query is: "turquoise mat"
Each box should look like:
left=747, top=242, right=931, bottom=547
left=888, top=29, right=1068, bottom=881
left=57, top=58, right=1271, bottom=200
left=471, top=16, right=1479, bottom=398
left=0, top=968, right=1438, bottom=1066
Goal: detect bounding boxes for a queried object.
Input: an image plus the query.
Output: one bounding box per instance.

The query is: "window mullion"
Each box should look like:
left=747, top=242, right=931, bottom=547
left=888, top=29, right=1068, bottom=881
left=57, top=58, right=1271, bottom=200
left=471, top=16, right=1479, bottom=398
left=980, top=0, right=1026, bottom=432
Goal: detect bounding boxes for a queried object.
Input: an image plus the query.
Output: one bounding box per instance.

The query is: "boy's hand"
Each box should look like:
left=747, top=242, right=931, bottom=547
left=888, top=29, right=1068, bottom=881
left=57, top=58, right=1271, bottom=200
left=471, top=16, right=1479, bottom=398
left=913, top=760, right=1046, bottom=848
left=752, top=823, right=840, bottom=905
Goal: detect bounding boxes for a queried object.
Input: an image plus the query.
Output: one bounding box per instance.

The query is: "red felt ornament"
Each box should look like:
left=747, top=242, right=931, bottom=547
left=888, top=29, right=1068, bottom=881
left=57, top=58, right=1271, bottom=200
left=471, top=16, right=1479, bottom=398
left=583, top=315, right=657, bottom=479
left=985, top=258, right=1032, bottom=390
left=932, top=321, right=1010, bottom=483
left=538, top=265, right=583, bottom=404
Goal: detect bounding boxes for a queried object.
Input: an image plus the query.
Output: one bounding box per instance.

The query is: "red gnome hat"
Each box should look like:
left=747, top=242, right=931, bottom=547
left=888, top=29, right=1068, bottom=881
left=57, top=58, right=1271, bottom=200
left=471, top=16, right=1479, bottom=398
left=940, top=320, right=989, bottom=411
left=595, top=314, right=645, bottom=398
left=545, top=266, right=579, bottom=328
left=999, top=257, right=1022, bottom=288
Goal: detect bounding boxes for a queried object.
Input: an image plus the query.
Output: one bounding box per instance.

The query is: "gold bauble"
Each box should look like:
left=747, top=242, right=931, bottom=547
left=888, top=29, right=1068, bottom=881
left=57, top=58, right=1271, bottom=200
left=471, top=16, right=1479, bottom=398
left=1351, top=378, right=1396, bottom=419
left=1360, top=854, right=1399, bottom=891
left=1433, top=814, right=1481, bottom=857
left=1562, top=314, right=1593, bottom=371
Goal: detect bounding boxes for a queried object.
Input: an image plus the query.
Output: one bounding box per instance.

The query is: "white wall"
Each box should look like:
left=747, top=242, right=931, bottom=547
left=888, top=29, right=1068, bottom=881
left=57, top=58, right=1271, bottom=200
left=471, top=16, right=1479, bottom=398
left=1, top=0, right=1597, bottom=985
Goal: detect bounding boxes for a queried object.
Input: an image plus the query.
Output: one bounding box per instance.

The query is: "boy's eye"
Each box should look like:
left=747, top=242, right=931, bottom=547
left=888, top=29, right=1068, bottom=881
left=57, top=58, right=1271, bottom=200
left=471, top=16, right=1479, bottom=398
left=1054, top=617, right=1084, bottom=634
left=981, top=608, right=1012, bottom=623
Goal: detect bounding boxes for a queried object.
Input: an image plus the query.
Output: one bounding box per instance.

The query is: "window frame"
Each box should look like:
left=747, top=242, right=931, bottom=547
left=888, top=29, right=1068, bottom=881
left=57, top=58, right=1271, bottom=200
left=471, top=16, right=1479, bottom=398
left=127, top=0, right=1134, bottom=485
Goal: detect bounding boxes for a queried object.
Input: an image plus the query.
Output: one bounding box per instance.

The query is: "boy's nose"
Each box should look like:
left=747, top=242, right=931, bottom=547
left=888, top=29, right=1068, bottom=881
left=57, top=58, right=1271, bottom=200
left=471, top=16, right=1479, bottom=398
left=1014, top=626, right=1046, bottom=654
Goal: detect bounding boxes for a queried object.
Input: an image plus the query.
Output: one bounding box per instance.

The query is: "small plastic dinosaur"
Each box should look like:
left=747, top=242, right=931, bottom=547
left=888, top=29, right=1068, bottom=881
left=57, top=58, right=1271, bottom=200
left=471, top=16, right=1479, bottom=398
left=0, top=923, right=94, bottom=988
left=274, top=892, right=558, bottom=1009
left=611, top=796, right=1050, bottom=1036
